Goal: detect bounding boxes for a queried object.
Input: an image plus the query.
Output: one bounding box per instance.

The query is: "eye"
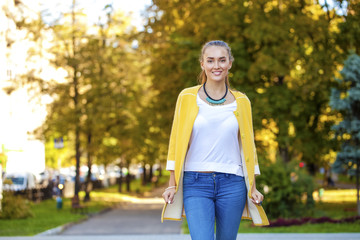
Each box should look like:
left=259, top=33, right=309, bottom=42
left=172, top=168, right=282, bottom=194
left=221, top=59, right=226, bottom=62
left=207, top=60, right=213, bottom=63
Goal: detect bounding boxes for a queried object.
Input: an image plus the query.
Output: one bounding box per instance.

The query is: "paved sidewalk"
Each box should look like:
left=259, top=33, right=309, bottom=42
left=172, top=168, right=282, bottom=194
left=2, top=233, right=360, bottom=240
left=60, top=202, right=181, bottom=235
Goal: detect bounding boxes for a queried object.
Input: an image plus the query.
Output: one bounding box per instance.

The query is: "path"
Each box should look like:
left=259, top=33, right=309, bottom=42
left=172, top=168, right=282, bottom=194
left=60, top=201, right=181, bottom=235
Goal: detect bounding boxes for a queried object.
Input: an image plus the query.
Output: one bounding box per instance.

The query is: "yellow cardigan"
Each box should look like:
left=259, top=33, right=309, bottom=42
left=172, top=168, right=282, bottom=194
left=161, top=85, right=269, bottom=226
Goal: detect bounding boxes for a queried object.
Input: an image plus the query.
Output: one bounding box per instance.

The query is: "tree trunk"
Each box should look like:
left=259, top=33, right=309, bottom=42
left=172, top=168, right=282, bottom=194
left=142, top=164, right=147, bottom=186
left=158, top=165, right=162, bottom=177
left=279, top=146, right=290, bottom=163
left=307, top=163, right=317, bottom=176
left=72, top=0, right=81, bottom=200
left=118, top=162, right=123, bottom=193
left=148, top=164, right=153, bottom=183
left=126, top=162, right=130, bottom=192
left=84, top=132, right=92, bottom=202
left=74, top=123, right=80, bottom=198
left=323, top=168, right=328, bottom=186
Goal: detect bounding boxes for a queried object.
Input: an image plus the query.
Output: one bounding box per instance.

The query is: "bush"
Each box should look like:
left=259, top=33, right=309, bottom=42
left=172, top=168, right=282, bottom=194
left=256, top=159, right=315, bottom=219
left=0, top=191, right=33, bottom=219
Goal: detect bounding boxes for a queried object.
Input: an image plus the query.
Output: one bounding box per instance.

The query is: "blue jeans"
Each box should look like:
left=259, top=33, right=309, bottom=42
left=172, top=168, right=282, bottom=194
left=183, top=171, right=247, bottom=240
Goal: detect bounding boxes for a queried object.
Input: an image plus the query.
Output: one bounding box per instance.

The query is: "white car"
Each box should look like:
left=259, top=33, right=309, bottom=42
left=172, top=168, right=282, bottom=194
left=3, top=172, right=37, bottom=191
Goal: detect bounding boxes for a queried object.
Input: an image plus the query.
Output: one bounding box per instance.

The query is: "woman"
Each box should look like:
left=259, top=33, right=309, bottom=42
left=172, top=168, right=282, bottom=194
left=161, top=40, right=269, bottom=239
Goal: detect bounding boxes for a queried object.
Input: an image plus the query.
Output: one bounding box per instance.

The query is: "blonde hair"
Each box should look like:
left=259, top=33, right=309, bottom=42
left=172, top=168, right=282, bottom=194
left=198, top=40, right=234, bottom=86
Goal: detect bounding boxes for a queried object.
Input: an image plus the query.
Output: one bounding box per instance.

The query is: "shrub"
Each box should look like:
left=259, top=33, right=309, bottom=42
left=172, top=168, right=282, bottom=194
left=256, top=159, right=315, bottom=219
left=0, top=191, right=33, bottom=219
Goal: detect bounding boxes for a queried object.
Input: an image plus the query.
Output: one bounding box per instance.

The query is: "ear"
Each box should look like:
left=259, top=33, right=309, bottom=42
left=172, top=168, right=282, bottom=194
left=228, top=61, right=232, bottom=70
left=200, top=61, right=204, bottom=70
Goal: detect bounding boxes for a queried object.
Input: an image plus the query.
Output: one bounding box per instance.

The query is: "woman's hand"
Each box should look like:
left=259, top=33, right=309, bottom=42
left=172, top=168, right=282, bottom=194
left=251, top=187, right=264, bottom=206
left=162, top=187, right=176, bottom=204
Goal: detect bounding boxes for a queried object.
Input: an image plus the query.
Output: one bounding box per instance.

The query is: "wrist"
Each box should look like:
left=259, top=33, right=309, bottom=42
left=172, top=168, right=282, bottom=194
left=165, top=186, right=176, bottom=191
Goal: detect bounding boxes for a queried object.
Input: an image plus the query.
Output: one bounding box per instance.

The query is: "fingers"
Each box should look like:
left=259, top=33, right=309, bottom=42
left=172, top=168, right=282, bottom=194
left=250, top=195, right=259, bottom=205
left=162, top=191, right=169, bottom=203
left=162, top=190, right=175, bottom=204
left=251, top=191, right=264, bottom=206
left=168, top=191, right=175, bottom=204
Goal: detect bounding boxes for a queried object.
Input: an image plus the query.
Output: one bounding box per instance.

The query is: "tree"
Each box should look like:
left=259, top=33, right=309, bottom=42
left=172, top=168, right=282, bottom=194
left=143, top=0, right=342, bottom=173
left=37, top=2, right=147, bottom=199
left=335, top=0, right=360, bottom=55
left=330, top=53, right=360, bottom=216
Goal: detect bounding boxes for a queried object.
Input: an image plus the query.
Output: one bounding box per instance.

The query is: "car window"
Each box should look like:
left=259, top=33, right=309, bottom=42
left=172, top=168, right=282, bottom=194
left=8, top=177, right=25, bottom=185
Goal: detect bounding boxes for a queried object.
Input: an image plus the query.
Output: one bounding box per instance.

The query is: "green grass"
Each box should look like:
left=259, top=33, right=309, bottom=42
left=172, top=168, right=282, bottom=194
left=238, top=221, right=360, bottom=233
left=0, top=174, right=169, bottom=236
left=0, top=196, right=115, bottom=236
left=181, top=202, right=360, bottom=233
left=313, top=202, right=358, bottom=219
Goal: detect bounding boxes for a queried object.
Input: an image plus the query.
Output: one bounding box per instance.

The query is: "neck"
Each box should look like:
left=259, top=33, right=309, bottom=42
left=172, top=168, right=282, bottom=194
left=204, top=80, right=226, bottom=95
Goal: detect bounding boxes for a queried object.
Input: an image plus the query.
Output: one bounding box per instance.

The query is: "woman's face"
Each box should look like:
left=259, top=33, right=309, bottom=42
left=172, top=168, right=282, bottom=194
left=201, top=46, right=232, bottom=83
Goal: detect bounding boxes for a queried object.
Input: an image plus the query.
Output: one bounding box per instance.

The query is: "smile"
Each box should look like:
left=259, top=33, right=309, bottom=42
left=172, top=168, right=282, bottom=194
left=212, top=71, right=222, bottom=76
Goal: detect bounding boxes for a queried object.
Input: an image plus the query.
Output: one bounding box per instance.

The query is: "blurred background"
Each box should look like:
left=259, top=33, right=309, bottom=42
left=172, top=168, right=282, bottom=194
left=0, top=0, right=359, bottom=236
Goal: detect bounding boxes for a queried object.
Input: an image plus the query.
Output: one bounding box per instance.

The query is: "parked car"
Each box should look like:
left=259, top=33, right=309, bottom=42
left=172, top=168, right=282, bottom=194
left=3, top=172, right=37, bottom=191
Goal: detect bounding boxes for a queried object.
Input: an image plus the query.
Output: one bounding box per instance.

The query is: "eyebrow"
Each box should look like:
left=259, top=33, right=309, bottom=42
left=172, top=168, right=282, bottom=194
left=206, top=56, right=227, bottom=59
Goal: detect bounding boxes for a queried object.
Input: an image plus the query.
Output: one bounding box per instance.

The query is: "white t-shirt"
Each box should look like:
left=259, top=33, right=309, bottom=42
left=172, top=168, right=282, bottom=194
left=183, top=93, right=244, bottom=176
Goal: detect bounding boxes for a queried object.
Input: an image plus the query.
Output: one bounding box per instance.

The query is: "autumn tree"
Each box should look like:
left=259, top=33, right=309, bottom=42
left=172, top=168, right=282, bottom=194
left=143, top=0, right=342, bottom=173
left=38, top=3, right=150, bottom=198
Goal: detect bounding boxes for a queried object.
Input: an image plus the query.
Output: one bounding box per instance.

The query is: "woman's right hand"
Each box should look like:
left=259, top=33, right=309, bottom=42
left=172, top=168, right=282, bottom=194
left=162, top=188, right=176, bottom=204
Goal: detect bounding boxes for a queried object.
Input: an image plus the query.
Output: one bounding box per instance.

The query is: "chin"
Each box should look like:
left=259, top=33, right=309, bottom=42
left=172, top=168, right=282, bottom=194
left=208, top=77, right=226, bottom=82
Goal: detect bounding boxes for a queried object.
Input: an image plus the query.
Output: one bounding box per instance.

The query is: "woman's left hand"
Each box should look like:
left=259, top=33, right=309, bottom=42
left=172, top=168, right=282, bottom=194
left=251, top=187, right=264, bottom=206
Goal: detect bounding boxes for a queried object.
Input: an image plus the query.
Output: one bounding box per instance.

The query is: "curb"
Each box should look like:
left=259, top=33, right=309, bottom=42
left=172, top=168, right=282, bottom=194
left=36, top=207, right=113, bottom=236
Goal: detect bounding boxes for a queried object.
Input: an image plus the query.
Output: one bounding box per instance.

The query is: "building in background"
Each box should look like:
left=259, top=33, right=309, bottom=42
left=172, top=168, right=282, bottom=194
left=0, top=0, right=50, bottom=174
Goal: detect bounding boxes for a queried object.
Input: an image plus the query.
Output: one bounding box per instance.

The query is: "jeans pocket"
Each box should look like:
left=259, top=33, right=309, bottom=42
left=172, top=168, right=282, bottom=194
left=183, top=174, right=196, bottom=185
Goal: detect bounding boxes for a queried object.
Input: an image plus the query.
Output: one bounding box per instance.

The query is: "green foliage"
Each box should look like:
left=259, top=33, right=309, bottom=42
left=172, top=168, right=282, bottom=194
left=256, top=160, right=315, bottom=219
left=335, top=0, right=360, bottom=55
left=330, top=53, right=360, bottom=176
left=144, top=0, right=343, bottom=171
left=0, top=192, right=33, bottom=219
left=33, top=6, right=152, bottom=172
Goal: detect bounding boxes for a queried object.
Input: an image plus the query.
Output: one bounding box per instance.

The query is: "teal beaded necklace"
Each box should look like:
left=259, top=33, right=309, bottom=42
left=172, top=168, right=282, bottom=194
left=203, top=82, right=228, bottom=105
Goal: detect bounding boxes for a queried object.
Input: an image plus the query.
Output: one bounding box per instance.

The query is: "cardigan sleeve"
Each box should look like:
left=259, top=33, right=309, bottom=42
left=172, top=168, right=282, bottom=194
left=246, top=96, right=261, bottom=176
left=165, top=93, right=182, bottom=171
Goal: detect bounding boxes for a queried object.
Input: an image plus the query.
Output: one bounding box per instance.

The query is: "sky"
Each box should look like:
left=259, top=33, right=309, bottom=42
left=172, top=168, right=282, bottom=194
left=40, top=0, right=152, bottom=30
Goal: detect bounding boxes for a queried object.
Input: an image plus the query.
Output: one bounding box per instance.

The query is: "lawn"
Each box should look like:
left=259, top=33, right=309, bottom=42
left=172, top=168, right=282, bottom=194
left=181, top=201, right=360, bottom=233
left=0, top=174, right=168, bottom=236
left=0, top=197, right=113, bottom=236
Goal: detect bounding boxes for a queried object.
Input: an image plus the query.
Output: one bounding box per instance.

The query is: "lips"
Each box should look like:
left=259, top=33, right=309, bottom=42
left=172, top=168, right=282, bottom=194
left=212, top=71, right=222, bottom=76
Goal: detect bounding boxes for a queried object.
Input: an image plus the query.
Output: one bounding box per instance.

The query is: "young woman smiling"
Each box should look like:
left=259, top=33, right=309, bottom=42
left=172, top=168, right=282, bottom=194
left=161, top=40, right=269, bottom=240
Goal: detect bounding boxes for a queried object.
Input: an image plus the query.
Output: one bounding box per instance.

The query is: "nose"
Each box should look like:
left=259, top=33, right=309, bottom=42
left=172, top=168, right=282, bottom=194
left=214, top=61, right=219, bottom=69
